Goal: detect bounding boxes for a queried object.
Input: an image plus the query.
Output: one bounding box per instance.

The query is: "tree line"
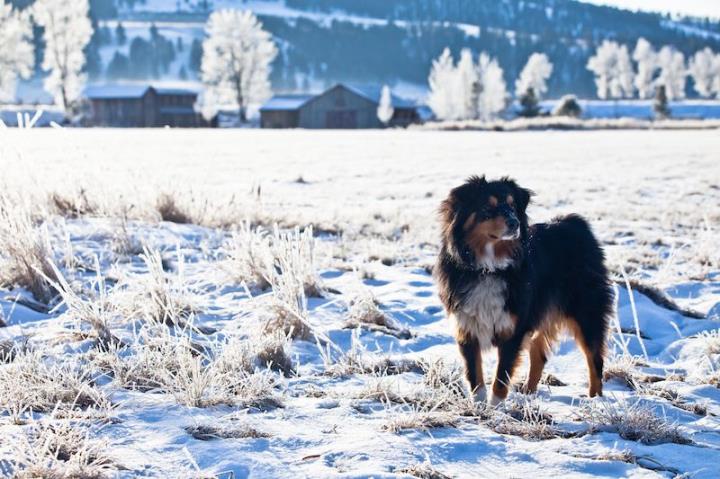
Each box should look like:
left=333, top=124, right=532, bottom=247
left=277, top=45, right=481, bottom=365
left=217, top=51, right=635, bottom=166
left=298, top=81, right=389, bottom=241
left=426, top=40, right=720, bottom=122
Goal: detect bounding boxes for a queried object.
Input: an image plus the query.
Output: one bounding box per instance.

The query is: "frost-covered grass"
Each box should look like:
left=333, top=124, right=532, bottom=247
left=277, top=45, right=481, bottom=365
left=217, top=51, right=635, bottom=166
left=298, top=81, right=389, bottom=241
left=0, top=129, right=718, bottom=477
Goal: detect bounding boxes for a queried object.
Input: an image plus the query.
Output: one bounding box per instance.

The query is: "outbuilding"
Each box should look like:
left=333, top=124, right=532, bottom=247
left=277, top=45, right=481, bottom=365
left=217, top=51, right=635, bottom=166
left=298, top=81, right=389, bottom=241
left=84, top=84, right=216, bottom=127
left=260, top=84, right=420, bottom=129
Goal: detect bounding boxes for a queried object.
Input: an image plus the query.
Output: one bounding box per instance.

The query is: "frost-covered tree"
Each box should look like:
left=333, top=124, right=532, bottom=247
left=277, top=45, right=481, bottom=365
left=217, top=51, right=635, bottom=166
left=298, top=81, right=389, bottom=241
left=515, top=52, right=553, bottom=99
left=475, top=52, right=507, bottom=121
left=376, top=85, right=394, bottom=124
left=587, top=40, right=634, bottom=99
left=456, top=48, right=479, bottom=120
left=632, top=38, right=658, bottom=99
left=656, top=46, right=686, bottom=100
left=0, top=0, right=34, bottom=103
left=33, top=0, right=93, bottom=118
left=199, top=9, right=277, bottom=122
left=427, top=48, right=506, bottom=122
left=427, top=48, right=460, bottom=121
left=713, top=54, right=720, bottom=98
left=688, top=48, right=717, bottom=98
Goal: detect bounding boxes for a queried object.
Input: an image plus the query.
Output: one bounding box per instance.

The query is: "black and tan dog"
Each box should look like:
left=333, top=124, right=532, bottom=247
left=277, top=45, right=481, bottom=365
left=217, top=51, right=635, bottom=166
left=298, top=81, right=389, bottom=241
left=434, top=176, right=613, bottom=405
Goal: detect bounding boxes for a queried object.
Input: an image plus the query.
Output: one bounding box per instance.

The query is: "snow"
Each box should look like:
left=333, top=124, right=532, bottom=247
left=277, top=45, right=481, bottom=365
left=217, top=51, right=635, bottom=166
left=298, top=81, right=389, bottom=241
left=0, top=129, right=719, bottom=477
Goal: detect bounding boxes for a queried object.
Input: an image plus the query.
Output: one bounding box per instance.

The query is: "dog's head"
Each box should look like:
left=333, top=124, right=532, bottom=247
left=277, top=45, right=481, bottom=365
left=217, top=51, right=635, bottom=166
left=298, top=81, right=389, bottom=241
left=439, top=175, right=532, bottom=271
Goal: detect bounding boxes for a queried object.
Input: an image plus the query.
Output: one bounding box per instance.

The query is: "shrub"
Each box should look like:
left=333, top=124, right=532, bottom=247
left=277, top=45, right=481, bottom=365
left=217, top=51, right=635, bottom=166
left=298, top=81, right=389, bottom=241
left=553, top=94, right=582, bottom=118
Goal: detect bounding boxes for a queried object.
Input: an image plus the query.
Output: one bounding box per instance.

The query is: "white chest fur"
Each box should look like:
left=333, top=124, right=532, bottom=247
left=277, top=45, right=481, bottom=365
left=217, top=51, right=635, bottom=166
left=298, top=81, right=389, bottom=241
left=452, top=275, right=515, bottom=350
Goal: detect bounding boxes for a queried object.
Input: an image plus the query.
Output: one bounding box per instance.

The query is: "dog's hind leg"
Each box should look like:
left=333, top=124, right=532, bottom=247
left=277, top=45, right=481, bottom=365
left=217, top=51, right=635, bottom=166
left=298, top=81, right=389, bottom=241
left=569, top=320, right=606, bottom=397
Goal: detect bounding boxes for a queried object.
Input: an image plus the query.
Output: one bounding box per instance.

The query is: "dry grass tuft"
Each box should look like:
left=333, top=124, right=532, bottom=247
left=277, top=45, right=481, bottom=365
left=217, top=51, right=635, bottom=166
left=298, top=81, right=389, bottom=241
left=397, top=460, right=452, bottom=479
left=43, top=258, right=124, bottom=350
left=8, top=417, right=115, bottom=478
left=127, top=248, right=202, bottom=331
left=110, top=216, right=144, bottom=258
left=638, top=383, right=708, bottom=416
left=382, top=405, right=459, bottom=433
left=490, top=395, right=560, bottom=440
left=1, top=339, right=21, bottom=362
left=0, top=349, right=110, bottom=424
left=603, top=354, right=646, bottom=389
left=185, top=423, right=271, bottom=441
left=93, top=326, right=284, bottom=409
left=345, top=292, right=412, bottom=339
left=322, top=333, right=423, bottom=378
left=0, top=195, right=59, bottom=303
left=698, top=329, right=720, bottom=355
left=579, top=398, right=691, bottom=445
left=257, top=226, right=329, bottom=341
left=267, top=226, right=326, bottom=298
left=156, top=192, right=195, bottom=224
left=221, top=222, right=272, bottom=290
left=49, top=189, right=96, bottom=219
left=573, top=449, right=681, bottom=475
left=252, top=331, right=295, bottom=376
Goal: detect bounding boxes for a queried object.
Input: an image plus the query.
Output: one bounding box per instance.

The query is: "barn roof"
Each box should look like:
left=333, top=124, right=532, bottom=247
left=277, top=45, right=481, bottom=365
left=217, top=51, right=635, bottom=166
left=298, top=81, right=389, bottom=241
left=84, top=84, right=200, bottom=100
left=84, top=84, right=150, bottom=100
left=154, top=86, right=200, bottom=96
left=260, top=94, right=315, bottom=111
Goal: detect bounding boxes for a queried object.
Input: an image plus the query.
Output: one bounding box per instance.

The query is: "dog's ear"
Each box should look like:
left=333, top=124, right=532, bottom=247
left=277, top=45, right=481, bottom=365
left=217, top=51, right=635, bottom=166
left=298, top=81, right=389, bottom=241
left=439, top=185, right=475, bottom=266
left=513, top=185, right=534, bottom=215
left=516, top=187, right=533, bottom=212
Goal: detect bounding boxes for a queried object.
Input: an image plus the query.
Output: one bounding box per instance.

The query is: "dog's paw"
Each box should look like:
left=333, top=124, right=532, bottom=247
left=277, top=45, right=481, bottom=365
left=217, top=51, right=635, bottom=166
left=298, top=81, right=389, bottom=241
left=518, top=383, right=536, bottom=395
left=473, top=387, right=487, bottom=404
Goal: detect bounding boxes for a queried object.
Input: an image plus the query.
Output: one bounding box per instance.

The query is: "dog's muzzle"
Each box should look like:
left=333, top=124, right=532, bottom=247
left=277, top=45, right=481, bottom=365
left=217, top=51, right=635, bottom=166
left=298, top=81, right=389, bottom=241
left=500, top=207, right=520, bottom=240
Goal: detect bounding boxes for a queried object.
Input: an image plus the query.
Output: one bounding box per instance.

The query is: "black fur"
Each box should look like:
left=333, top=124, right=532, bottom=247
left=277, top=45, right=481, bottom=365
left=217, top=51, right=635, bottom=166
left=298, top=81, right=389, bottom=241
left=434, top=176, right=614, bottom=400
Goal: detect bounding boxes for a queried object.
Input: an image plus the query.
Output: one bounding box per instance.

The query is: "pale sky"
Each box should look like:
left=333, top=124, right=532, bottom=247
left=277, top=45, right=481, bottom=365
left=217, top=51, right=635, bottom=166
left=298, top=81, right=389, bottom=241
left=578, top=0, right=720, bottom=19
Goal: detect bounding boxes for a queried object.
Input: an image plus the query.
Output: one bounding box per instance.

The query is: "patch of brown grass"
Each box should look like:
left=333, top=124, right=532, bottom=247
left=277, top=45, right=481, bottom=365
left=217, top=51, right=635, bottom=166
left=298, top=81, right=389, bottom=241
left=345, top=293, right=412, bottom=339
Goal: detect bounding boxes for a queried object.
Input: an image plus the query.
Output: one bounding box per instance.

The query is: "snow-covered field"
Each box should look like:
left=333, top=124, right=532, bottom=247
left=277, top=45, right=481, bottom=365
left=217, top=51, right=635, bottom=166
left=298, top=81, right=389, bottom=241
left=0, top=129, right=719, bottom=478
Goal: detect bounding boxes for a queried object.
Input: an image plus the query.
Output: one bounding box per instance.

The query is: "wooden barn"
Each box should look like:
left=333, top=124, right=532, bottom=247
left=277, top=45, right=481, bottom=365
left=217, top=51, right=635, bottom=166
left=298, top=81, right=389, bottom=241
left=84, top=85, right=216, bottom=127
left=260, top=84, right=420, bottom=129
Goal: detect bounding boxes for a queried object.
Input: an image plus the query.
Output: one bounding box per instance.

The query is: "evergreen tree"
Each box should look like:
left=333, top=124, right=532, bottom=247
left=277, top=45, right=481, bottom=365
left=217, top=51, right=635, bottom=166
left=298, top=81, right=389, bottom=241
left=518, top=87, right=540, bottom=117
left=129, top=36, right=154, bottom=78
left=189, top=38, right=202, bottom=72
left=115, top=21, right=126, bottom=45
left=176, top=36, right=184, bottom=52
left=179, top=65, right=188, bottom=80
left=149, top=23, right=159, bottom=40
left=552, top=95, right=582, bottom=118
left=653, top=84, right=670, bottom=119
left=106, top=51, right=129, bottom=78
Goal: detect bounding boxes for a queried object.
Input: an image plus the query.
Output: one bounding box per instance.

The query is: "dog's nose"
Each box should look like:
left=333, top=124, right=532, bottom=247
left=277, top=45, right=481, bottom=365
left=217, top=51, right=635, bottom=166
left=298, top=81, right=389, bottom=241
left=506, top=217, right=519, bottom=232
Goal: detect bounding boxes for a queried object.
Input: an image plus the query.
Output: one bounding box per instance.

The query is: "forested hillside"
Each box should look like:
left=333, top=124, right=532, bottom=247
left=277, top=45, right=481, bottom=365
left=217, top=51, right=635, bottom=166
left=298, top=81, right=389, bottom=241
left=10, top=0, right=720, bottom=98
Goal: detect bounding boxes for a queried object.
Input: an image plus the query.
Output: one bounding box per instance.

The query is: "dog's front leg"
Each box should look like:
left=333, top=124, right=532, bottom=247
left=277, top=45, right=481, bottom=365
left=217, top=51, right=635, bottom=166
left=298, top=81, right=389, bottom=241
left=490, top=335, right=524, bottom=406
left=457, top=329, right=486, bottom=402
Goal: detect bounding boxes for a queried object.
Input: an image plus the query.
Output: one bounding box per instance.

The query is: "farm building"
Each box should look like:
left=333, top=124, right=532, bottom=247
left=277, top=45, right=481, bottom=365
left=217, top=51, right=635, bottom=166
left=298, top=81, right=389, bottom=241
left=260, top=84, right=420, bottom=129
left=83, top=85, right=216, bottom=127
